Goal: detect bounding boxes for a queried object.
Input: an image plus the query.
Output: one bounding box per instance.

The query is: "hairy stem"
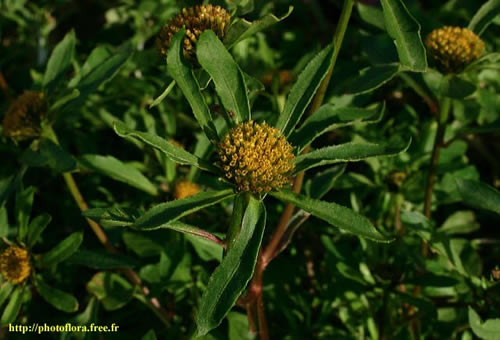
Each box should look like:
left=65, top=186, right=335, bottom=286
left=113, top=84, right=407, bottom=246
left=424, top=97, right=451, bottom=219
left=245, top=0, right=355, bottom=337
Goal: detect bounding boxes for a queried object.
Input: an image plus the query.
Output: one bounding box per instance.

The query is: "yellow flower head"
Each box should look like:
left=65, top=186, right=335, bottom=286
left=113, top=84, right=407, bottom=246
left=2, top=91, right=47, bottom=142
left=156, top=4, right=231, bottom=63
left=425, top=26, right=485, bottom=73
left=0, top=246, right=31, bottom=284
left=217, top=120, right=296, bottom=194
left=174, top=181, right=201, bottom=199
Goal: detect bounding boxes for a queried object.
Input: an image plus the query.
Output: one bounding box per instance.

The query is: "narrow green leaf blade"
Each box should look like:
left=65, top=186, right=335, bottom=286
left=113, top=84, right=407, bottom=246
left=289, top=103, right=385, bottom=151
left=456, top=179, right=500, bottom=215
left=271, top=190, right=392, bottom=242
left=276, top=44, right=335, bottom=137
left=468, top=0, right=500, bottom=35
left=339, top=64, right=400, bottom=95
left=294, top=139, right=411, bottom=174
left=468, top=307, right=500, bottom=340
left=34, top=276, right=79, bottom=312
left=224, top=7, right=293, bottom=47
left=196, top=196, right=266, bottom=336
left=27, top=213, right=51, bottom=248
left=86, top=272, right=134, bottom=311
left=0, top=283, right=13, bottom=309
left=380, top=0, right=427, bottom=71
left=134, top=190, right=235, bottom=230
left=79, top=154, right=158, bottom=196
left=40, top=232, right=84, bottom=267
left=167, top=29, right=218, bottom=141
left=0, top=286, right=24, bottom=325
left=15, top=186, right=35, bottom=243
left=83, top=207, right=140, bottom=227
left=43, top=30, right=76, bottom=89
left=114, top=121, right=219, bottom=174
left=198, top=30, right=250, bottom=124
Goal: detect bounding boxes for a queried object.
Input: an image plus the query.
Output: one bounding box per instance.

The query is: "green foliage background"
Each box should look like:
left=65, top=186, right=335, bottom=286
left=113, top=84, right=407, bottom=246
left=1, top=0, right=500, bottom=339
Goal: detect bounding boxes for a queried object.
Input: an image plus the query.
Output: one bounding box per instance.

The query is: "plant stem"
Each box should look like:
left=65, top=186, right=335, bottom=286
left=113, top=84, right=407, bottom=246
left=399, top=72, right=439, bottom=115
left=45, top=126, right=171, bottom=327
left=245, top=1, right=355, bottom=338
left=424, top=96, right=451, bottom=219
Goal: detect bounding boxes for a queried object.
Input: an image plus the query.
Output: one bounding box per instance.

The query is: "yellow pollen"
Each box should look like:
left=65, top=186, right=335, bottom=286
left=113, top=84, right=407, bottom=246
left=0, top=246, right=31, bottom=284
left=425, top=26, right=485, bottom=73
left=217, top=120, right=296, bottom=194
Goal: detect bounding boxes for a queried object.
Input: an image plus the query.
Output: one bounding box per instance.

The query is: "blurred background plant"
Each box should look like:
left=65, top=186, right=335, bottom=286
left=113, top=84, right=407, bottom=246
left=1, top=0, right=499, bottom=339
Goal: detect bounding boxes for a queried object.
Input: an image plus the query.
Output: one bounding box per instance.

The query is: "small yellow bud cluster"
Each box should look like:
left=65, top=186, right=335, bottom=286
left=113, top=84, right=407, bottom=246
left=0, top=246, right=31, bottom=284
left=425, top=26, right=485, bottom=73
left=2, top=91, right=47, bottom=142
left=217, top=121, right=296, bottom=194
left=174, top=181, right=201, bottom=199
left=156, top=5, right=231, bottom=63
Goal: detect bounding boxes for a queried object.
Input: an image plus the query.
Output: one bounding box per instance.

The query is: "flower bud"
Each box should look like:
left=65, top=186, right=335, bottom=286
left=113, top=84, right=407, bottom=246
left=0, top=246, right=31, bottom=284
left=2, top=91, right=47, bottom=142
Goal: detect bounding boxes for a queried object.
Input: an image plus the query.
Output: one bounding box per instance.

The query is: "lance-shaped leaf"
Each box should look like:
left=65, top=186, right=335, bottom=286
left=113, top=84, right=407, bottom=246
left=198, top=31, right=250, bottom=124
left=27, top=213, right=51, bottom=248
left=456, top=179, right=500, bottom=216
left=276, top=44, right=335, bottom=137
left=87, top=272, right=135, bottom=311
left=114, top=121, right=220, bottom=174
left=79, top=154, right=158, bottom=196
left=133, top=190, right=235, bottom=230
left=34, top=276, right=79, bottom=312
left=39, top=232, right=84, bottom=267
left=196, top=196, right=266, bottom=336
left=43, top=30, right=76, bottom=91
left=0, top=286, right=24, bottom=325
left=380, top=0, right=427, bottom=71
left=144, top=220, right=224, bottom=246
left=271, top=190, right=391, bottom=242
left=83, top=207, right=141, bottom=227
left=468, top=0, right=500, bottom=35
left=338, top=64, right=400, bottom=95
left=0, top=283, right=13, bottom=309
left=167, top=29, right=218, bottom=141
left=289, top=103, right=385, bottom=151
left=468, top=307, right=500, bottom=340
left=224, top=7, right=293, bottom=47
left=294, top=139, right=410, bottom=173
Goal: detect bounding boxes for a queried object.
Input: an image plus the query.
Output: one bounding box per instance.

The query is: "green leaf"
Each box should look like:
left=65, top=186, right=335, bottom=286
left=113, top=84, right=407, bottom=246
left=40, top=232, right=84, bottom=267
left=67, top=249, right=139, bottom=269
left=134, top=190, right=235, bottom=230
left=468, top=307, right=500, bottom=340
left=339, top=64, right=399, bottom=95
left=227, top=312, right=253, bottom=340
left=440, top=75, right=476, bottom=99
left=468, top=0, right=500, bottom=35
left=167, top=29, right=218, bottom=141
left=0, top=206, right=7, bottom=238
left=79, top=154, right=158, bottom=196
left=0, top=283, right=13, bottom=309
left=305, top=164, right=347, bottom=199
left=86, top=272, right=135, bottom=311
left=149, top=79, right=176, bottom=108
left=198, top=30, right=250, bottom=124
left=196, top=196, right=266, bottom=336
left=15, top=186, right=34, bottom=243
left=26, top=213, right=51, bottom=248
left=186, top=233, right=223, bottom=262
left=440, top=211, right=479, bottom=235
left=34, top=276, right=79, bottom=312
left=20, top=139, right=77, bottom=173
left=289, top=103, right=385, bottom=151
left=224, top=7, right=293, bottom=47
left=456, top=179, right=500, bottom=215
left=380, top=0, right=427, bottom=71
left=114, top=121, right=219, bottom=174
left=0, top=286, right=24, bottom=325
left=43, top=30, right=76, bottom=90
left=294, top=139, right=411, bottom=174
left=142, top=329, right=158, bottom=340
left=83, top=207, right=140, bottom=227
left=0, top=166, right=27, bottom=209
left=271, top=190, right=392, bottom=242
left=276, top=44, right=335, bottom=138
left=357, top=2, right=386, bottom=30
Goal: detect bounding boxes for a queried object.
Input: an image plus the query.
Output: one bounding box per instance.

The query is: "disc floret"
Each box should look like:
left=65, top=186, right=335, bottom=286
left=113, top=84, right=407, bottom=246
left=2, top=91, right=47, bottom=141
left=156, top=4, right=231, bottom=63
left=0, top=246, right=31, bottom=284
left=217, top=121, right=296, bottom=194
left=425, top=26, right=485, bottom=73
